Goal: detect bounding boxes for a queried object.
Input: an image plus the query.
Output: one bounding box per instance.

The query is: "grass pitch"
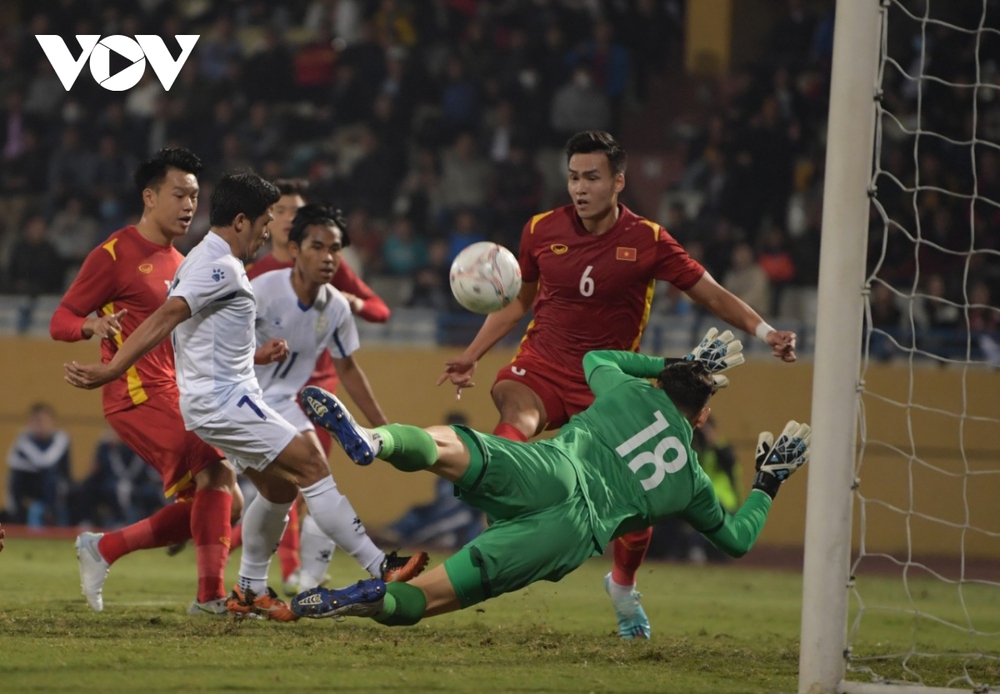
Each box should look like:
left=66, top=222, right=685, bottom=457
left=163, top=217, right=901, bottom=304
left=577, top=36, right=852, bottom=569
left=1, top=538, right=996, bottom=692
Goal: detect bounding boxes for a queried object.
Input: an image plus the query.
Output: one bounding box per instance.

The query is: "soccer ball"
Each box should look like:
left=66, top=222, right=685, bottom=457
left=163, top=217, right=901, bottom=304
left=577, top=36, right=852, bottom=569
left=449, top=242, right=522, bottom=314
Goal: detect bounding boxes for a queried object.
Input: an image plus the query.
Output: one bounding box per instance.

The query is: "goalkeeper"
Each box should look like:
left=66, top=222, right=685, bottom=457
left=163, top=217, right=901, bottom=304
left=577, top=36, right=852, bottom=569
left=290, top=331, right=810, bottom=625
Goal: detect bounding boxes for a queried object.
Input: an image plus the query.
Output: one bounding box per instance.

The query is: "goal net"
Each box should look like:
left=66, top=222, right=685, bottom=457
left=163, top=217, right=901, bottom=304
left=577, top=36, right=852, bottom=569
left=800, top=1, right=1000, bottom=693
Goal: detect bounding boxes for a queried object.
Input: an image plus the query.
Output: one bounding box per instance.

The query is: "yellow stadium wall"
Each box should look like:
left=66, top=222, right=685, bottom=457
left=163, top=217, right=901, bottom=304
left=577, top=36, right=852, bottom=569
left=2, top=338, right=997, bottom=558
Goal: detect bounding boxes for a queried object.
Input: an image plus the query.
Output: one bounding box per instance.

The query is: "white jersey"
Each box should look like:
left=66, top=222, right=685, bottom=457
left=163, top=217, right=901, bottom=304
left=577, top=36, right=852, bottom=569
left=252, top=268, right=360, bottom=422
left=169, top=231, right=259, bottom=429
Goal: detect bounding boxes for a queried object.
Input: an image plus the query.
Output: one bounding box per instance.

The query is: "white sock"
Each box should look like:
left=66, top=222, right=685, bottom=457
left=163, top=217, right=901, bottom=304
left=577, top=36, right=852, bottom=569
left=300, top=476, right=384, bottom=577
left=607, top=574, right=638, bottom=603
left=238, top=495, right=293, bottom=594
left=298, top=513, right=336, bottom=589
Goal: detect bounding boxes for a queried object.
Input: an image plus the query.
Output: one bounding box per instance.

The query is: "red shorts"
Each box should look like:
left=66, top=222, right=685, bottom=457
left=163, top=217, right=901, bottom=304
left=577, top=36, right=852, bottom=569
left=107, top=395, right=224, bottom=498
left=493, top=351, right=595, bottom=430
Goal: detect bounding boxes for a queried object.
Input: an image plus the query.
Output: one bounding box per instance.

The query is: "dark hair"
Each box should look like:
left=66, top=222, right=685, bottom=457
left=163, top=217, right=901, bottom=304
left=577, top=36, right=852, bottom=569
left=29, top=402, right=54, bottom=416
left=565, top=130, right=627, bottom=175
left=289, top=203, right=351, bottom=248
left=273, top=178, right=310, bottom=197
left=209, top=171, right=280, bottom=227
left=656, top=361, right=717, bottom=420
left=133, top=147, right=203, bottom=194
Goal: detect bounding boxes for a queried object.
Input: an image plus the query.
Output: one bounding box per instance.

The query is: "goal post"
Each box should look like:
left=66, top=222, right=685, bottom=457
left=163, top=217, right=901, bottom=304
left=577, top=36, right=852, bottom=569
left=799, top=1, right=1000, bottom=692
left=799, top=1, right=884, bottom=693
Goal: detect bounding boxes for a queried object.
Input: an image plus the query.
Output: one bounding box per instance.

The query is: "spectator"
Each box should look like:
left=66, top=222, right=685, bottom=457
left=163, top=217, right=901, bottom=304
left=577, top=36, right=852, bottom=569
left=1, top=127, right=47, bottom=199
left=440, top=132, right=492, bottom=213
left=491, top=141, right=542, bottom=246
left=70, top=429, right=164, bottom=528
left=243, top=27, right=296, bottom=103
left=47, top=195, right=100, bottom=266
left=7, top=214, right=65, bottom=295
left=870, top=283, right=904, bottom=361
left=446, top=209, right=487, bottom=265
left=5, top=403, right=72, bottom=527
left=568, top=20, right=630, bottom=133
left=381, top=216, right=428, bottom=276
left=439, top=55, right=481, bottom=133
left=757, top=226, right=797, bottom=316
left=47, top=126, right=95, bottom=205
left=408, top=238, right=452, bottom=311
left=198, top=16, right=243, bottom=83
left=550, top=64, right=612, bottom=142
left=722, top=242, right=771, bottom=318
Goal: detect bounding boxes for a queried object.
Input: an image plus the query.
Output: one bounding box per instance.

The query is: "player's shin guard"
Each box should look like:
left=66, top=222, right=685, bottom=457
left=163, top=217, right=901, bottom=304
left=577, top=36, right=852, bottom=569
left=372, top=581, right=428, bottom=627
left=300, top=476, right=383, bottom=576
left=612, top=527, right=653, bottom=587
left=277, top=503, right=301, bottom=581
left=299, top=513, right=335, bottom=587
left=238, top=494, right=292, bottom=595
left=192, top=489, right=232, bottom=602
left=98, top=499, right=194, bottom=564
left=372, top=424, right=439, bottom=472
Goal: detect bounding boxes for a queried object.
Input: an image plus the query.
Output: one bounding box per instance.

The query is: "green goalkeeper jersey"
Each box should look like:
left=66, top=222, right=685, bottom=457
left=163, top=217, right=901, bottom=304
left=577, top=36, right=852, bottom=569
left=542, top=350, right=772, bottom=557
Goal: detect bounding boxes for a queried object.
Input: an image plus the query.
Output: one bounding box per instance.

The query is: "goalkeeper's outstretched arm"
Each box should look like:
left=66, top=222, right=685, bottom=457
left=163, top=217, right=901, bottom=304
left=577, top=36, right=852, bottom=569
left=685, top=420, right=811, bottom=558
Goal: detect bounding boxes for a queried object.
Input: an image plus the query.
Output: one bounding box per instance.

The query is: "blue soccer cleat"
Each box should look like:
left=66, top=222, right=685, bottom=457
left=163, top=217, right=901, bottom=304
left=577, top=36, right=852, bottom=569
left=291, top=578, right=387, bottom=619
left=300, top=386, right=379, bottom=466
left=604, top=573, right=651, bottom=640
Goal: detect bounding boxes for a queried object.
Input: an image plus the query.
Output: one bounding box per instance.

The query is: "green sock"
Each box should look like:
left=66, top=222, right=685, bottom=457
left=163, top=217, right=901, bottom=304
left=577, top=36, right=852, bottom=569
left=371, top=424, right=438, bottom=472
left=373, top=582, right=428, bottom=627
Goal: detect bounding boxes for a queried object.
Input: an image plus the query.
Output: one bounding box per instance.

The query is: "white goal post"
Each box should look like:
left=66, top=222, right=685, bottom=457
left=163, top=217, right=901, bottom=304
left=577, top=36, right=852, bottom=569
left=799, top=1, right=1000, bottom=693
left=798, top=0, right=881, bottom=689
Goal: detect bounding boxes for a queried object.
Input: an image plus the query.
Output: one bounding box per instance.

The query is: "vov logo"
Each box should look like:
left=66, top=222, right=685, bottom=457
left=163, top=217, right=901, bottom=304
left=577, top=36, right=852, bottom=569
left=35, top=35, right=199, bottom=92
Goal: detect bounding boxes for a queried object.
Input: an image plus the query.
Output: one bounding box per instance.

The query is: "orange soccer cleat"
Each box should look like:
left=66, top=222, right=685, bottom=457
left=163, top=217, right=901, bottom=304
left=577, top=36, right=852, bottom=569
left=226, top=585, right=300, bottom=622
left=380, top=551, right=430, bottom=583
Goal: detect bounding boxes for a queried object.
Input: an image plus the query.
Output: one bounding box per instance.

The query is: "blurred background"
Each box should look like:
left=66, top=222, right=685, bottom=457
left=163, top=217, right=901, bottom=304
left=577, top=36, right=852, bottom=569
left=0, top=1, right=997, bottom=559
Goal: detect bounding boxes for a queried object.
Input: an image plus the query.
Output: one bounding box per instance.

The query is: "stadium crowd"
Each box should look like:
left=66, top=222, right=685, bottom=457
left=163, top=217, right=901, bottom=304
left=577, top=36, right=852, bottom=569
left=0, top=0, right=995, bottom=361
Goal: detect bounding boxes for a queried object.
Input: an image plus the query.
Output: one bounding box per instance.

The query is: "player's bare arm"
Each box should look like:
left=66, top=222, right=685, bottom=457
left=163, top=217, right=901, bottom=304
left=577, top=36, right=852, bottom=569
left=684, top=273, right=797, bottom=362
left=332, top=354, right=388, bottom=426
left=65, top=296, right=192, bottom=389
left=437, top=280, right=538, bottom=393
left=254, top=338, right=290, bottom=365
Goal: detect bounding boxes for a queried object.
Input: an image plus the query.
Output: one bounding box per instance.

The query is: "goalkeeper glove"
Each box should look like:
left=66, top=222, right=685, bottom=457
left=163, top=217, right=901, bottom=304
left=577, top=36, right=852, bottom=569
left=752, top=420, right=811, bottom=499
left=683, top=327, right=745, bottom=388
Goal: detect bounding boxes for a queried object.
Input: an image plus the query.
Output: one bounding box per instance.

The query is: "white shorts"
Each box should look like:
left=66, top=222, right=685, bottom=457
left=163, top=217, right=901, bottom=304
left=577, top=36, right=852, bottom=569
left=192, top=390, right=298, bottom=473
left=268, top=395, right=313, bottom=434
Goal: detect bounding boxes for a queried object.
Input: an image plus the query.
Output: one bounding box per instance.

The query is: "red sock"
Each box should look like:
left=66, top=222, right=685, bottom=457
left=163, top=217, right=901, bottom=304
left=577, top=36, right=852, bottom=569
left=230, top=523, right=242, bottom=549
left=493, top=422, right=528, bottom=442
left=277, top=503, right=301, bottom=580
left=97, top=501, right=193, bottom=565
left=612, top=527, right=653, bottom=586
left=191, top=489, right=232, bottom=603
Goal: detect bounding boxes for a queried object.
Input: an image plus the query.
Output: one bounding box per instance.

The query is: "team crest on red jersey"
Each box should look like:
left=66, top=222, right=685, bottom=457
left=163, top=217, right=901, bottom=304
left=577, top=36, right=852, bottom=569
left=550, top=244, right=569, bottom=255
left=616, top=247, right=637, bottom=261
left=138, top=263, right=153, bottom=274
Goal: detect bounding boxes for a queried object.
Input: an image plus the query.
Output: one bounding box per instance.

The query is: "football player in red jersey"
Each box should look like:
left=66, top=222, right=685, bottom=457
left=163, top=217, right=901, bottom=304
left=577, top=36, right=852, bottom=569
left=437, top=131, right=797, bottom=640
left=51, top=148, right=242, bottom=615
left=238, top=179, right=391, bottom=594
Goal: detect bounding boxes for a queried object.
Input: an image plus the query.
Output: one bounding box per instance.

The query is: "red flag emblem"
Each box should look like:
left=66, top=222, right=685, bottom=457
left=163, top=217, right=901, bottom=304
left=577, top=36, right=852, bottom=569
left=616, top=247, right=637, bottom=261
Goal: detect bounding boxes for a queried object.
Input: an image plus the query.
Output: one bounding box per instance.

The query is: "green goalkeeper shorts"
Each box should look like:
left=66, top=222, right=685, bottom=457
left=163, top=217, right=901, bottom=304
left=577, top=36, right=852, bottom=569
left=443, top=426, right=603, bottom=608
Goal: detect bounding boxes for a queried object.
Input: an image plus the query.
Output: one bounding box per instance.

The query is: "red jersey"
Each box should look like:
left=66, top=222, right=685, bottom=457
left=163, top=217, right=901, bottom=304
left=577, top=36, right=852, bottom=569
left=51, top=226, right=182, bottom=415
left=516, top=204, right=704, bottom=379
left=246, top=253, right=390, bottom=388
